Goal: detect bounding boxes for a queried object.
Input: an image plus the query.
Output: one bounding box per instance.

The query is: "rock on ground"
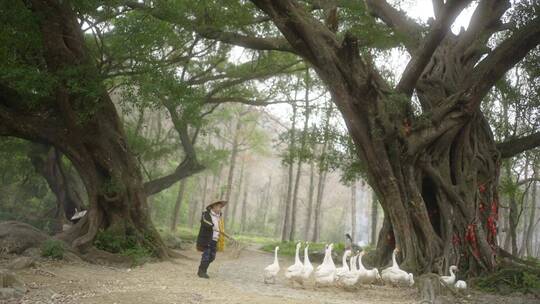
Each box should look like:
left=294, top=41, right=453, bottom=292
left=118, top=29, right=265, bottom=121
left=0, top=269, right=27, bottom=300
left=7, top=257, right=35, bottom=270
left=0, top=221, right=50, bottom=254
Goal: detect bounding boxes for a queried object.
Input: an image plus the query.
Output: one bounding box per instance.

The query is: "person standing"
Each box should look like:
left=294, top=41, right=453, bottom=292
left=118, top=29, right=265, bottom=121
left=196, top=200, right=227, bottom=278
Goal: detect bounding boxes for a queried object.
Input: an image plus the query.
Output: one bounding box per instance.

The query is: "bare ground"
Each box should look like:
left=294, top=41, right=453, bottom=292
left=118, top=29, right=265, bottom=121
left=0, top=246, right=537, bottom=304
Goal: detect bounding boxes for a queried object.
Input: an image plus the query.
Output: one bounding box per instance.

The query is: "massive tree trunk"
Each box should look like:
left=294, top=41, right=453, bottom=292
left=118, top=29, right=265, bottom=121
left=244, top=0, right=540, bottom=274
left=0, top=1, right=169, bottom=257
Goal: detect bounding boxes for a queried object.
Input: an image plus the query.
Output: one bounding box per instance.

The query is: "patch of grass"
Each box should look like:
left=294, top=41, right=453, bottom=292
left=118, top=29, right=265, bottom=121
left=95, top=229, right=132, bottom=253
left=235, top=234, right=277, bottom=245
left=40, top=239, right=65, bottom=259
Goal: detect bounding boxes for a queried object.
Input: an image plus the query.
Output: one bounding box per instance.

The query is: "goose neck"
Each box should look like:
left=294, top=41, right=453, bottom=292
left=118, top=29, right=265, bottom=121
left=391, top=250, right=398, bottom=268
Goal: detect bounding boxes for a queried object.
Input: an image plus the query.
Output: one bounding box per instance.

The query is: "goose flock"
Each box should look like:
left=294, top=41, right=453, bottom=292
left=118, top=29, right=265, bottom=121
left=263, top=243, right=467, bottom=292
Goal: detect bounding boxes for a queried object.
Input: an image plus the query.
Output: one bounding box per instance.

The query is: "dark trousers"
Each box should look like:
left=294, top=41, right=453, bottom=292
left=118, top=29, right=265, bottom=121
left=198, top=240, right=217, bottom=274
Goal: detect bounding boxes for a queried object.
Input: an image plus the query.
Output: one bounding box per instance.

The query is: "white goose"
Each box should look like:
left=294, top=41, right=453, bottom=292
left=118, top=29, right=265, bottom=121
left=335, top=249, right=352, bottom=283
left=357, top=250, right=381, bottom=285
left=263, top=246, right=280, bottom=284
left=440, top=265, right=458, bottom=285
left=315, top=243, right=336, bottom=286
left=340, top=253, right=360, bottom=287
left=300, top=243, right=314, bottom=283
left=381, top=248, right=414, bottom=287
left=455, top=280, right=467, bottom=290
left=285, top=242, right=304, bottom=285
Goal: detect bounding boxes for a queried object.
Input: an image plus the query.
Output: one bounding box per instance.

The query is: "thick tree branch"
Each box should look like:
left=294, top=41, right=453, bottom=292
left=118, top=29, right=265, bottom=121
left=0, top=84, right=64, bottom=145
left=250, top=0, right=341, bottom=64
left=468, top=16, right=540, bottom=110
left=517, top=177, right=540, bottom=186
left=406, top=111, right=466, bottom=156
left=197, top=28, right=296, bottom=53
left=204, top=60, right=302, bottom=99
left=364, top=0, right=423, bottom=51
left=456, top=0, right=511, bottom=54
left=432, top=0, right=444, bottom=19
left=143, top=103, right=204, bottom=195
left=142, top=98, right=207, bottom=195
left=497, top=131, right=540, bottom=159
left=396, top=0, right=472, bottom=97
left=143, top=158, right=204, bottom=196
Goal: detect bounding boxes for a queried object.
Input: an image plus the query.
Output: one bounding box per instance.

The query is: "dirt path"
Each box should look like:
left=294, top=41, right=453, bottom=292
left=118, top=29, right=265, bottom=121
left=1, top=246, right=537, bottom=304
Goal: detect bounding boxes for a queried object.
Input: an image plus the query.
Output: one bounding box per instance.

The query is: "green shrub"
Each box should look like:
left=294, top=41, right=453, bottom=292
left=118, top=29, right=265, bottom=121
left=94, top=229, right=154, bottom=266
left=95, top=230, right=132, bottom=253
left=40, top=239, right=65, bottom=259
left=122, top=247, right=152, bottom=266
left=523, top=272, right=540, bottom=290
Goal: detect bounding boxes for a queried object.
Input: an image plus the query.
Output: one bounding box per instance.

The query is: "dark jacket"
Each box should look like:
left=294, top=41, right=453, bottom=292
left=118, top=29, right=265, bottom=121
left=196, top=210, right=214, bottom=250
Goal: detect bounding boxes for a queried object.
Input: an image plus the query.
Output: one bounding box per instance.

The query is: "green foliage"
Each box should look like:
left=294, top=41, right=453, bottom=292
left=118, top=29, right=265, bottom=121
left=94, top=229, right=153, bottom=265
left=0, top=1, right=54, bottom=100
left=95, top=230, right=130, bottom=254
left=41, top=240, right=65, bottom=259
left=340, top=1, right=404, bottom=50
left=121, top=247, right=153, bottom=266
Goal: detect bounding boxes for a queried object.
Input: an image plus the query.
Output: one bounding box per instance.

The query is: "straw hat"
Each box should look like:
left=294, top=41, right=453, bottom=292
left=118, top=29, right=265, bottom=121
left=206, top=200, right=228, bottom=210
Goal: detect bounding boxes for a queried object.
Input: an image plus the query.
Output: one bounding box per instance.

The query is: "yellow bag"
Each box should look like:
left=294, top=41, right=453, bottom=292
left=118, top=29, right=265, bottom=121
left=217, top=218, right=225, bottom=252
